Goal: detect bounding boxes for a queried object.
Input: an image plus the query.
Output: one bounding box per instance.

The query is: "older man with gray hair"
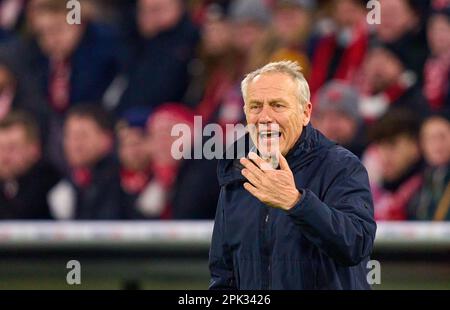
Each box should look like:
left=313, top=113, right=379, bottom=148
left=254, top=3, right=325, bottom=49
left=209, top=61, right=376, bottom=290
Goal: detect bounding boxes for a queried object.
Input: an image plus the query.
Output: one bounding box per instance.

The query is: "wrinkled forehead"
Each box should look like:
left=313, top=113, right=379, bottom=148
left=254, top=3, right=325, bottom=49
left=247, top=73, right=298, bottom=100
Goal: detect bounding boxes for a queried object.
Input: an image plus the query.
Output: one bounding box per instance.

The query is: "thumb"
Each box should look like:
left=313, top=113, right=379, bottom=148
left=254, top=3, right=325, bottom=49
left=278, top=151, right=290, bottom=171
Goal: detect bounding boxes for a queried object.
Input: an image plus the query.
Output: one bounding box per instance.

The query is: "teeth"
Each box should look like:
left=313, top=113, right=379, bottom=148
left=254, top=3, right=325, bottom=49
left=259, top=131, right=281, bottom=138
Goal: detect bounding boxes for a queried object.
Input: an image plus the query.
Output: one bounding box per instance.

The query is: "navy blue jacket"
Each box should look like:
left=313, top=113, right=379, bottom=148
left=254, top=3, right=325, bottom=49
left=209, top=124, right=377, bottom=290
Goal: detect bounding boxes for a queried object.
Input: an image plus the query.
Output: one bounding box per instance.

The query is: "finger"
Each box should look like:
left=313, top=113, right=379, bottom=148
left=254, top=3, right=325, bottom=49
left=278, top=151, right=291, bottom=171
left=240, top=157, right=265, bottom=179
left=243, top=182, right=262, bottom=199
left=248, top=152, right=265, bottom=168
left=241, top=168, right=262, bottom=187
left=249, top=151, right=275, bottom=171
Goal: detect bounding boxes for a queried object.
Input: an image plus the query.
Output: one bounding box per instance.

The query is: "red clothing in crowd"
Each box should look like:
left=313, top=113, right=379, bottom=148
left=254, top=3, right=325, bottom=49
left=310, top=22, right=369, bottom=96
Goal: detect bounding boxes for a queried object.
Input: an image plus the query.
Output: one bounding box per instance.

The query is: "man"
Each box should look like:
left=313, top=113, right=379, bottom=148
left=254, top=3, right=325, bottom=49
left=313, top=81, right=367, bottom=158
left=117, top=0, right=199, bottom=113
left=22, top=0, right=123, bottom=112
left=374, top=0, right=429, bottom=80
left=54, top=104, right=122, bottom=219
left=270, top=0, right=317, bottom=78
left=3, top=0, right=123, bottom=173
left=424, top=6, right=450, bottom=112
left=358, top=44, right=429, bottom=121
left=228, top=0, right=271, bottom=57
left=309, top=0, right=369, bottom=95
left=409, top=113, right=450, bottom=220
left=0, top=110, right=60, bottom=219
left=116, top=107, right=155, bottom=219
left=209, top=61, right=376, bottom=290
left=363, top=108, right=424, bottom=221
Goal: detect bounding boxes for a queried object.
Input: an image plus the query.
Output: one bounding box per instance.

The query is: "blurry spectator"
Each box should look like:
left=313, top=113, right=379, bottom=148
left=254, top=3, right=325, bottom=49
left=116, top=0, right=199, bottom=114
left=364, top=109, right=424, bottom=220
left=191, top=0, right=269, bottom=132
left=140, top=103, right=195, bottom=219
left=0, top=0, right=26, bottom=42
left=154, top=104, right=219, bottom=220
left=0, top=110, right=60, bottom=219
left=116, top=107, right=155, bottom=219
left=358, top=45, right=429, bottom=121
left=50, top=104, right=122, bottom=220
left=193, top=0, right=271, bottom=131
left=245, top=0, right=316, bottom=79
left=22, top=0, right=123, bottom=112
left=409, top=114, right=450, bottom=220
left=198, top=2, right=232, bottom=59
left=143, top=103, right=219, bottom=219
left=0, top=58, right=48, bottom=124
left=374, top=0, right=429, bottom=80
left=376, top=0, right=421, bottom=43
left=0, top=61, right=17, bottom=119
left=229, top=0, right=270, bottom=60
left=184, top=1, right=237, bottom=116
left=423, top=6, right=450, bottom=112
left=187, top=0, right=227, bottom=26
left=313, top=81, right=367, bottom=157
left=2, top=0, right=124, bottom=173
left=309, top=0, right=368, bottom=95
left=270, top=0, right=316, bottom=77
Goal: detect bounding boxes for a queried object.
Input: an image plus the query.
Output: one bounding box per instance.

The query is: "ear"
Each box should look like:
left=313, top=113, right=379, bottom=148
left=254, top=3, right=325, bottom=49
left=302, top=102, right=312, bottom=126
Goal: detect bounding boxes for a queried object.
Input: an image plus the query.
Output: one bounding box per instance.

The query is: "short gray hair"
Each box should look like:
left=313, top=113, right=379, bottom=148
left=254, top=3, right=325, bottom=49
left=241, top=61, right=311, bottom=108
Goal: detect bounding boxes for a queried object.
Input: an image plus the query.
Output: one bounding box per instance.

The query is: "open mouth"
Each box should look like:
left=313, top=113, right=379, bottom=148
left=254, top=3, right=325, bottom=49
left=258, top=130, right=281, bottom=140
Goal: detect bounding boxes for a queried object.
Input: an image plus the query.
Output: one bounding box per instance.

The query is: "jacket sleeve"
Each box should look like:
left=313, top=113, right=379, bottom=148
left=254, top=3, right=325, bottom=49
left=286, top=154, right=377, bottom=266
left=209, top=187, right=236, bottom=289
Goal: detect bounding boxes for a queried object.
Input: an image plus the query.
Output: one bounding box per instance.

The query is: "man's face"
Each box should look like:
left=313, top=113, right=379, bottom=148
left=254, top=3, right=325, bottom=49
left=118, top=127, right=150, bottom=171
left=33, top=11, right=84, bottom=60
left=146, top=111, right=192, bottom=165
left=376, top=0, right=417, bottom=43
left=244, top=72, right=312, bottom=157
left=428, top=15, right=450, bottom=57
left=332, top=0, right=364, bottom=29
left=0, top=125, right=39, bottom=180
left=313, top=110, right=357, bottom=145
left=377, top=135, right=420, bottom=182
left=362, top=48, right=404, bottom=94
left=202, top=18, right=232, bottom=56
left=137, top=0, right=182, bottom=38
left=274, top=6, right=310, bottom=45
left=64, top=116, right=112, bottom=169
left=231, top=21, right=265, bottom=53
left=420, top=118, right=450, bottom=167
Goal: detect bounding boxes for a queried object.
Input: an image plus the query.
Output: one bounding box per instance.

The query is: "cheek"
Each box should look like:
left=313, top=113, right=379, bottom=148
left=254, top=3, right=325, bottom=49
left=379, top=147, right=393, bottom=166
left=285, top=115, right=302, bottom=134
left=422, top=139, right=437, bottom=155
left=245, top=112, right=257, bottom=124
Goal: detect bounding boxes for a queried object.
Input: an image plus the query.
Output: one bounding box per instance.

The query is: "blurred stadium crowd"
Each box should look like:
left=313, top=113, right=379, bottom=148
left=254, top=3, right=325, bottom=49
left=0, top=0, right=448, bottom=221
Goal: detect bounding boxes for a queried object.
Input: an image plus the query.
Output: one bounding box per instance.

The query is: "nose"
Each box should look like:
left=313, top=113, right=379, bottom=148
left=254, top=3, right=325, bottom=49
left=258, top=104, right=274, bottom=124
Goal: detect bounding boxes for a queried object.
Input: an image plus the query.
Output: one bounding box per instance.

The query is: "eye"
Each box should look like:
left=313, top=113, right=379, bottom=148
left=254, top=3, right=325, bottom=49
left=271, top=102, right=286, bottom=111
left=247, top=104, right=262, bottom=113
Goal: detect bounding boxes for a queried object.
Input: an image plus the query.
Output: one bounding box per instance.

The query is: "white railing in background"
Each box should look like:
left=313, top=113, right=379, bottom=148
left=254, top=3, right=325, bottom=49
left=0, top=221, right=449, bottom=250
